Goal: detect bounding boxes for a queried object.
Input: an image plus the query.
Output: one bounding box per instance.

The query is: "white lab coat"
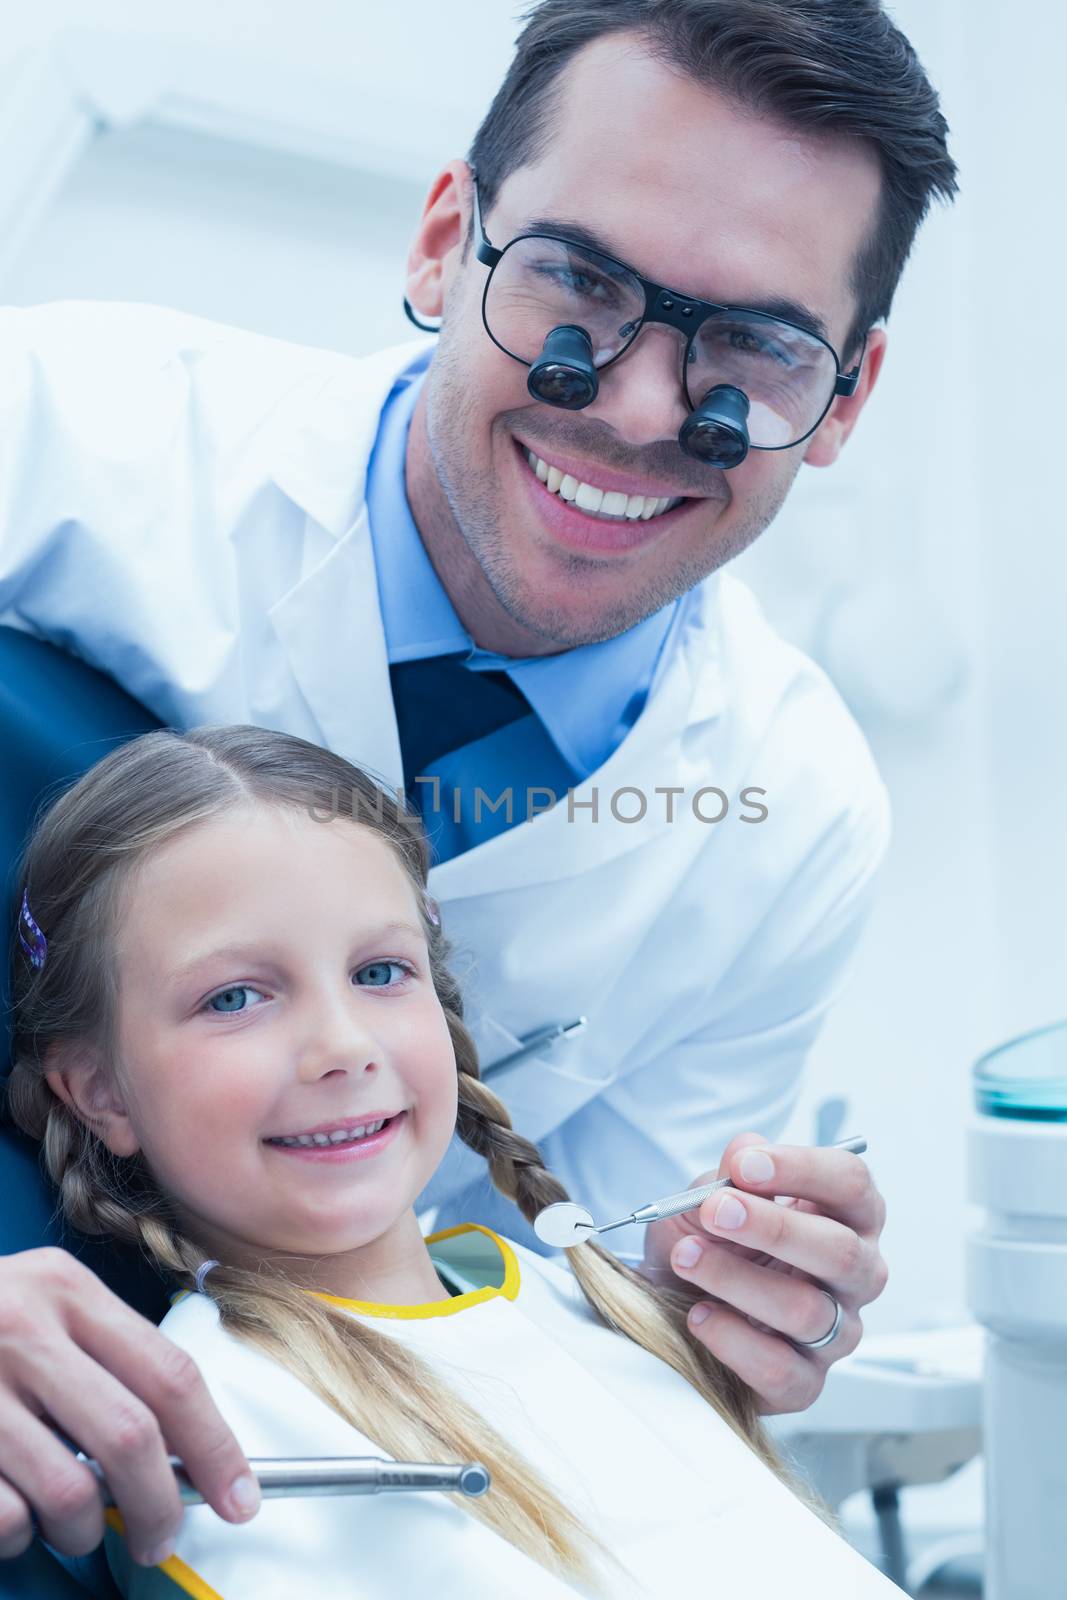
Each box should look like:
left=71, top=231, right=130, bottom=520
left=0, top=300, right=890, bottom=1257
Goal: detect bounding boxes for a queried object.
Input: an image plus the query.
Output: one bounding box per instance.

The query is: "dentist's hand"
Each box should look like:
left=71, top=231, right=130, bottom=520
left=640, top=1133, right=888, bottom=1415
left=0, top=1248, right=260, bottom=1566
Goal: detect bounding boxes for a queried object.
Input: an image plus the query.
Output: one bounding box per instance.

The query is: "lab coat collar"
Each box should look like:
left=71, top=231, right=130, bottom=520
left=268, top=505, right=405, bottom=791
left=266, top=337, right=433, bottom=787
left=269, top=335, right=436, bottom=541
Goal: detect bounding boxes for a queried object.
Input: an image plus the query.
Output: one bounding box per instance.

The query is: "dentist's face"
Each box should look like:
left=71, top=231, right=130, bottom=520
left=103, top=806, right=457, bottom=1274
left=406, top=33, right=885, bottom=649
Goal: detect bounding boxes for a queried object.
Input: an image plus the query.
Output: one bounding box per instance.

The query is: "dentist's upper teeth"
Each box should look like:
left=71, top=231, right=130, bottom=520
left=525, top=450, right=681, bottom=521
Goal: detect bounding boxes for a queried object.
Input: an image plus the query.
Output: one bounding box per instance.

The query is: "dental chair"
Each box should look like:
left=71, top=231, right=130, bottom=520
left=0, top=624, right=166, bottom=1600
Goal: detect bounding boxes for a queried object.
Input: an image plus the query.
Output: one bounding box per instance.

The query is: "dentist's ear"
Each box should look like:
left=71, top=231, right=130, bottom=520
left=803, top=326, right=887, bottom=469
left=405, top=158, right=474, bottom=324
left=45, top=1044, right=141, bottom=1158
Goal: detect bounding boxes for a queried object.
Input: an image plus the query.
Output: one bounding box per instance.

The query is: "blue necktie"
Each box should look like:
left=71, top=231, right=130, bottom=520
left=388, top=655, right=575, bottom=863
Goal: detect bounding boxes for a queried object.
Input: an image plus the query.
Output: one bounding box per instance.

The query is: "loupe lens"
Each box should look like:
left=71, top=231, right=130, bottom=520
left=679, top=384, right=750, bottom=468
left=528, top=364, right=596, bottom=407
left=527, top=325, right=598, bottom=409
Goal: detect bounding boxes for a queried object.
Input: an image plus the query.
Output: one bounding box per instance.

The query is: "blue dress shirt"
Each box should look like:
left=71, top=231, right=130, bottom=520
left=365, top=349, right=678, bottom=813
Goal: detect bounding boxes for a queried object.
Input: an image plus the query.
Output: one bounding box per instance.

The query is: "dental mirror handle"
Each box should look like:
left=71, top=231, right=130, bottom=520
left=595, top=1135, right=868, bottom=1234
left=80, top=1453, right=490, bottom=1504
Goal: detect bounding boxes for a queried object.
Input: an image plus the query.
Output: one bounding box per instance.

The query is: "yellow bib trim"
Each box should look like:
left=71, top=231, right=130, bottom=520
left=105, top=1509, right=225, bottom=1599
left=311, top=1223, right=521, bottom=1319
left=169, top=1223, right=522, bottom=1321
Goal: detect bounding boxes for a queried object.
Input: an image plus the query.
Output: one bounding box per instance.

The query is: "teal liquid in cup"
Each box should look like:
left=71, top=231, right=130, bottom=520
left=973, top=1019, right=1067, bottom=1121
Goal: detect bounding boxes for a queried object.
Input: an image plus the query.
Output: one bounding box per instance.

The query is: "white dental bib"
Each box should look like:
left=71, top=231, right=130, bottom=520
left=106, top=1224, right=900, bottom=1599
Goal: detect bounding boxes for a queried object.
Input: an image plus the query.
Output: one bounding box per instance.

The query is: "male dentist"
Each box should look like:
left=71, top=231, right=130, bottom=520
left=0, top=0, right=956, bottom=1570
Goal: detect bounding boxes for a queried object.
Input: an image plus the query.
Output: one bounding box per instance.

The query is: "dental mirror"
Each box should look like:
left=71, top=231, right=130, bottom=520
left=533, top=1201, right=597, bottom=1248
left=533, top=1136, right=868, bottom=1250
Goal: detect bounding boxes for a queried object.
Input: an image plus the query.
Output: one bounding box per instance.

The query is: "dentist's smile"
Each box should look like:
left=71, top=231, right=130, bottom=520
left=510, top=435, right=711, bottom=557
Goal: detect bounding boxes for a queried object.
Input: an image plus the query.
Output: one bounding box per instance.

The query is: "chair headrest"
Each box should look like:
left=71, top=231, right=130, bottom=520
left=0, top=625, right=161, bottom=1076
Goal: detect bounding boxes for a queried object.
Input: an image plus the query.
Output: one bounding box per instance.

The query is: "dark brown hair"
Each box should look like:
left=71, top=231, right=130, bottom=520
left=468, top=0, right=958, bottom=356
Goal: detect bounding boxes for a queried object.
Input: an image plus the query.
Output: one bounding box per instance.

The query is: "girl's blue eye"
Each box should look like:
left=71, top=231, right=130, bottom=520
left=206, top=985, right=264, bottom=1015
left=203, top=961, right=411, bottom=1014
left=354, top=960, right=410, bottom=988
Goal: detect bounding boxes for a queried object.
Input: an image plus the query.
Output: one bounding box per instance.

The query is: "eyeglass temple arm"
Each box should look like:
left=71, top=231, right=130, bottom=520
left=470, top=168, right=502, bottom=269
left=835, top=332, right=869, bottom=396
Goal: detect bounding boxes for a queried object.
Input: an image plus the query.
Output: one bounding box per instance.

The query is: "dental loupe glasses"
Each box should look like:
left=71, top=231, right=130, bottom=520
left=405, top=173, right=865, bottom=471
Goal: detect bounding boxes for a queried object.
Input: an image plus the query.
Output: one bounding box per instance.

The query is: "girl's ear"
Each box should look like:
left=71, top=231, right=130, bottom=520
left=45, top=1045, right=141, bottom=1158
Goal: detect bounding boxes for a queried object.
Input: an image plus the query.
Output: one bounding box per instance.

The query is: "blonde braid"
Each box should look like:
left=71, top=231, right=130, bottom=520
left=13, top=1066, right=210, bottom=1283
left=453, top=1061, right=834, bottom=1517
left=455, top=1064, right=571, bottom=1215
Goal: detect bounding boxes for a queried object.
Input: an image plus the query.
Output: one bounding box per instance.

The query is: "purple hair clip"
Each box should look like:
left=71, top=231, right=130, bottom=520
left=422, top=888, right=440, bottom=928
left=18, top=889, right=48, bottom=971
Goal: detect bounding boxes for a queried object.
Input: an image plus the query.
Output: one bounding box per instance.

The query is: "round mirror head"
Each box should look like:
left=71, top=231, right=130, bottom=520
left=533, top=1201, right=596, bottom=1248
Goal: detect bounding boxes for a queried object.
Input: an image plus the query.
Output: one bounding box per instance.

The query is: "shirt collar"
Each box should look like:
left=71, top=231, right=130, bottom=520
left=365, top=347, right=466, bottom=661
left=365, top=354, right=679, bottom=777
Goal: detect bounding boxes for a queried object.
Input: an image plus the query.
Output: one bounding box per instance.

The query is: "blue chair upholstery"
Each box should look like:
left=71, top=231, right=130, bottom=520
left=0, top=625, right=169, bottom=1599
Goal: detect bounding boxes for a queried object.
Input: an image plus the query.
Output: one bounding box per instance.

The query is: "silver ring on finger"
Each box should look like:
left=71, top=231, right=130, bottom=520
left=791, top=1288, right=843, bottom=1351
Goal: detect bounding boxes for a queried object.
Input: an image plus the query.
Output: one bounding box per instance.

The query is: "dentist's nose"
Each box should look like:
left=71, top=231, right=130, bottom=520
left=295, top=990, right=382, bottom=1083
left=584, top=323, right=690, bottom=448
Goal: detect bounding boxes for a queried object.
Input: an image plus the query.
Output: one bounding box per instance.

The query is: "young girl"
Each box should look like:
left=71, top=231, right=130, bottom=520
left=7, top=726, right=899, bottom=1599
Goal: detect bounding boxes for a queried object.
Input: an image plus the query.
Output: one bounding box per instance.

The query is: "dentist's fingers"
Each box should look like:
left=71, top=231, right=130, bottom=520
left=0, top=1406, right=112, bottom=1561
left=668, top=1234, right=867, bottom=1349
left=725, top=1140, right=886, bottom=1239
left=0, top=1249, right=259, bottom=1563
left=0, top=1476, right=34, bottom=1559
left=680, top=1298, right=843, bottom=1416
left=19, top=1344, right=205, bottom=1567
left=693, top=1187, right=886, bottom=1303
left=651, top=1131, right=769, bottom=1237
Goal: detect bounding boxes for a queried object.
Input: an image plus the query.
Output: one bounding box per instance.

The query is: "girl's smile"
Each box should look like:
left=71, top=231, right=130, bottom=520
left=91, top=801, right=459, bottom=1304
left=262, top=1108, right=409, bottom=1162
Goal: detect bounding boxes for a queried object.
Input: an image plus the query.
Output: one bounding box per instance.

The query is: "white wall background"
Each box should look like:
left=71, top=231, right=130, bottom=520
left=1, top=0, right=1063, bottom=1336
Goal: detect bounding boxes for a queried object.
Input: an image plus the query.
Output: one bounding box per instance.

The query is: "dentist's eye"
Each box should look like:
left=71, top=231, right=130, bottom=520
left=205, top=985, right=267, bottom=1014
left=354, top=960, right=413, bottom=989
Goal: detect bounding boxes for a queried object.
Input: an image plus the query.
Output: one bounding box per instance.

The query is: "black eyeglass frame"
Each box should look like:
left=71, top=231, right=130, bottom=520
left=470, top=171, right=866, bottom=453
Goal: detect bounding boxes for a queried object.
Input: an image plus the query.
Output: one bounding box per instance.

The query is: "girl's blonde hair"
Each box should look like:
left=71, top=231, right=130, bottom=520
left=6, top=726, right=823, bottom=1591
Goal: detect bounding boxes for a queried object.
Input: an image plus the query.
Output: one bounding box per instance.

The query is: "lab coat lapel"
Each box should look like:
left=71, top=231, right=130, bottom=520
left=265, top=337, right=433, bottom=790
left=268, top=335, right=433, bottom=538
left=268, top=507, right=403, bottom=791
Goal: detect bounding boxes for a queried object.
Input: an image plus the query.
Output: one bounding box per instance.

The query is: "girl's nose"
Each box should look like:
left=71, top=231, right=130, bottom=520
left=295, top=994, right=382, bottom=1082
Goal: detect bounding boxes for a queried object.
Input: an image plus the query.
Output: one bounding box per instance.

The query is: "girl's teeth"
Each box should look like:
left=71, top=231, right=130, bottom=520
left=272, top=1119, right=387, bottom=1148
left=524, top=449, right=680, bottom=522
